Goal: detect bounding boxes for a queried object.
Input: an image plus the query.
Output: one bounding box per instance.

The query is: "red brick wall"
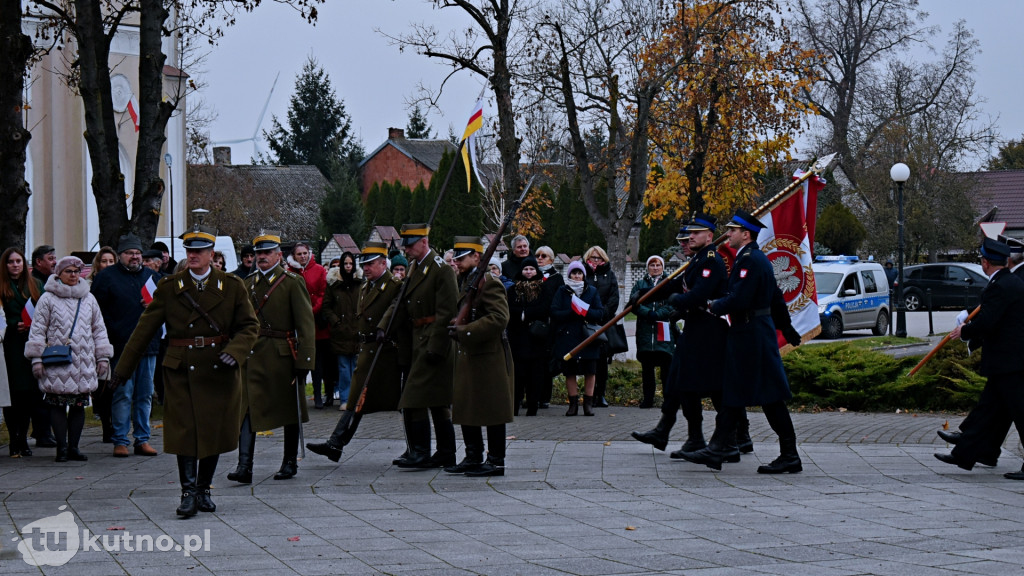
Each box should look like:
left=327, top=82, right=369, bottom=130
left=361, top=145, right=433, bottom=200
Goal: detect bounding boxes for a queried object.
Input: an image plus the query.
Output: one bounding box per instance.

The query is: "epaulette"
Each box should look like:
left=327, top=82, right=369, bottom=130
left=284, top=270, right=300, bottom=279
left=245, top=270, right=259, bottom=279
left=433, top=255, right=446, bottom=268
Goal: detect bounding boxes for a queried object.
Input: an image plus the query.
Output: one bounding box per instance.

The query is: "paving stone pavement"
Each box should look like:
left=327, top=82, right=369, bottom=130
left=3, top=403, right=1024, bottom=576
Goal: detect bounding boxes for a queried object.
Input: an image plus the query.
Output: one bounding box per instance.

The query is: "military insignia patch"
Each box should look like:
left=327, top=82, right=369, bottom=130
left=702, top=269, right=711, bottom=278
left=739, top=269, right=748, bottom=278
left=434, top=255, right=445, bottom=267
left=217, top=280, right=223, bottom=291
left=177, top=279, right=184, bottom=290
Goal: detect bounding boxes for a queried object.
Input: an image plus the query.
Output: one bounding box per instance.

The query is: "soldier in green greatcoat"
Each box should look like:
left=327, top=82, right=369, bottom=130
left=226, top=232, right=315, bottom=484
left=379, top=223, right=458, bottom=469
left=307, top=241, right=403, bottom=462
left=444, top=237, right=514, bottom=477
left=113, top=226, right=259, bottom=518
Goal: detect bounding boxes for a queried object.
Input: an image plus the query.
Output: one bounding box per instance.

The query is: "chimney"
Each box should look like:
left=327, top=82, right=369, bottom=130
left=389, top=127, right=405, bottom=140
left=213, top=146, right=232, bottom=166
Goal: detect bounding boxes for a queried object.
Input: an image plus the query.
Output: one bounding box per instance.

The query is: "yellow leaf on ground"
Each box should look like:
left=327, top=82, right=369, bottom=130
left=604, top=441, right=612, bottom=446
left=625, top=526, right=636, bottom=531
left=943, top=420, right=950, bottom=430
left=257, top=431, right=274, bottom=437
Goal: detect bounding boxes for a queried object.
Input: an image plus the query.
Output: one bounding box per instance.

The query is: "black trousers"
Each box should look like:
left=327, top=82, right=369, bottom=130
left=715, top=401, right=794, bottom=443
left=513, top=355, right=546, bottom=410
left=953, top=370, right=1024, bottom=466
left=637, top=351, right=671, bottom=404
left=462, top=424, right=507, bottom=460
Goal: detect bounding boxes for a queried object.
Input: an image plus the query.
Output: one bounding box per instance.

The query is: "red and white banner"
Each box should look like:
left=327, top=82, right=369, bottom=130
left=570, top=294, right=590, bottom=316
left=655, top=321, right=671, bottom=342
left=141, top=276, right=158, bottom=304
left=756, top=170, right=826, bottom=348
left=126, top=96, right=140, bottom=132
left=21, top=298, right=34, bottom=327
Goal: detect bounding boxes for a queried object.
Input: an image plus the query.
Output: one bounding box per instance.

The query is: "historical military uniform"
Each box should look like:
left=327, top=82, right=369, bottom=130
left=631, top=215, right=733, bottom=456
left=307, top=242, right=404, bottom=462
left=114, top=226, right=259, bottom=516
left=227, top=233, right=315, bottom=484
left=683, top=210, right=801, bottom=473
left=445, top=237, right=514, bottom=477
left=380, top=223, right=459, bottom=468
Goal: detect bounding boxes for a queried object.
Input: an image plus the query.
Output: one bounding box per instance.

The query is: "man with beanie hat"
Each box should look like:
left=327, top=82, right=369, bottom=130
left=91, top=233, right=162, bottom=458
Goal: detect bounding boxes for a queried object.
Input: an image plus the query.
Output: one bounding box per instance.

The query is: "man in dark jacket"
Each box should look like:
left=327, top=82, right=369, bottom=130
left=29, top=244, right=57, bottom=446
left=935, top=238, right=1024, bottom=478
left=680, top=210, right=802, bottom=474
left=501, top=235, right=531, bottom=280
left=91, top=234, right=162, bottom=458
left=230, top=245, right=255, bottom=278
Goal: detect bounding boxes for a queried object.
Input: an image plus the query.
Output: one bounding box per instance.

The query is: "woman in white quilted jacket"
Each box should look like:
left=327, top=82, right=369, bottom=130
left=24, top=256, right=113, bottom=462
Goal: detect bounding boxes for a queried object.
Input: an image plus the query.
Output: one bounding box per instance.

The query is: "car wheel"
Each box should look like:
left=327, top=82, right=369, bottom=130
left=871, top=310, right=889, bottom=336
left=904, top=291, right=922, bottom=312
left=822, top=315, right=843, bottom=339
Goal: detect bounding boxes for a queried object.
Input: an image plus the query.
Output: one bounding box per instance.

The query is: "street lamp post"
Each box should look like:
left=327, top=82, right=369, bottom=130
left=164, top=153, right=174, bottom=261
left=891, top=162, right=910, bottom=338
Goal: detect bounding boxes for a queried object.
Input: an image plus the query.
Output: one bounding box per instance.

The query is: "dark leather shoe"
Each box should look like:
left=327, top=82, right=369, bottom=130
left=465, top=459, right=504, bottom=477
left=594, top=396, right=609, bottom=408
left=55, top=448, right=68, bottom=463
left=978, top=455, right=999, bottom=467
left=631, top=429, right=669, bottom=452
left=392, top=451, right=409, bottom=465
left=307, top=441, right=343, bottom=462
left=35, top=437, right=57, bottom=448
left=538, top=403, right=549, bottom=409
left=757, top=455, right=802, bottom=474
left=197, top=489, right=216, bottom=513
left=176, top=491, right=198, bottom=517
left=67, top=448, right=88, bottom=461
left=934, top=452, right=973, bottom=471
left=937, top=430, right=961, bottom=444
left=274, top=460, right=297, bottom=480
left=1003, top=468, right=1024, bottom=480
left=675, top=448, right=725, bottom=471
left=226, top=467, right=253, bottom=484
left=678, top=437, right=706, bottom=453
left=444, top=458, right=483, bottom=474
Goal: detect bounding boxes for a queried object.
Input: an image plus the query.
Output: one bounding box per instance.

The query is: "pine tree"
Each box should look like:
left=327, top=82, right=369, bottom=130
left=319, top=163, right=365, bottom=244
left=393, top=182, right=412, bottom=227
left=364, top=182, right=381, bottom=230
left=406, top=105, right=434, bottom=139
left=261, top=57, right=363, bottom=181
left=428, top=150, right=482, bottom=249
left=377, top=181, right=396, bottom=227
left=410, top=181, right=430, bottom=223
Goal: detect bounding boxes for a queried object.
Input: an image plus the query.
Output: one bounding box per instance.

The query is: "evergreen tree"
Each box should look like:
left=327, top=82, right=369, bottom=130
left=319, top=163, right=365, bottom=244
left=364, top=182, right=381, bottom=230
left=406, top=105, right=434, bottom=139
left=817, top=202, right=867, bottom=255
left=639, top=211, right=677, bottom=261
left=393, top=182, right=412, bottom=227
left=428, top=150, right=482, bottom=249
left=987, top=134, right=1024, bottom=170
left=261, top=57, right=363, bottom=181
left=410, top=181, right=430, bottom=224
left=377, top=181, right=397, bottom=228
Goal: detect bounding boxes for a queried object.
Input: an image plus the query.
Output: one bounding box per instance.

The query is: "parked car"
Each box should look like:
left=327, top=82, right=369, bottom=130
left=896, top=263, right=986, bottom=311
left=814, top=256, right=891, bottom=339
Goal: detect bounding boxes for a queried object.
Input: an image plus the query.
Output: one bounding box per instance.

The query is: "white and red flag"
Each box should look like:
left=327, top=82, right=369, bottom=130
left=21, top=298, right=34, bottom=327
left=126, top=96, right=140, bottom=132
left=655, top=321, right=671, bottom=342
left=141, top=276, right=158, bottom=304
left=756, top=170, right=826, bottom=349
left=570, top=294, right=590, bottom=316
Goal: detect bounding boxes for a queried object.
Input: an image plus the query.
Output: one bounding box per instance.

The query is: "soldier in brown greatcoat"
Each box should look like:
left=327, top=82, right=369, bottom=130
left=444, top=237, right=514, bottom=477
left=307, top=242, right=403, bottom=462
left=379, top=223, right=459, bottom=469
left=226, top=232, right=315, bottom=484
left=113, top=226, right=259, bottom=518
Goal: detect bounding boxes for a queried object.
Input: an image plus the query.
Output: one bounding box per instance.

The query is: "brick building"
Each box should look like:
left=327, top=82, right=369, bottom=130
left=359, top=128, right=456, bottom=200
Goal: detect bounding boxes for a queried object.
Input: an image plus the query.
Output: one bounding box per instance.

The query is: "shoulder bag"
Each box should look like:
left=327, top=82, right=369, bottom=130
left=41, top=299, right=81, bottom=366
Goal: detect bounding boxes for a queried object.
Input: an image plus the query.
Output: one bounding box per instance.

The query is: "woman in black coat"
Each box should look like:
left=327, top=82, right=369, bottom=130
left=506, top=257, right=549, bottom=416
left=584, top=246, right=619, bottom=407
left=550, top=261, right=604, bottom=416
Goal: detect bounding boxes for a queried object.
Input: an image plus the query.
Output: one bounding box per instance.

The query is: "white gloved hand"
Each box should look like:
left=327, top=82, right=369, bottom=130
left=956, top=309, right=969, bottom=326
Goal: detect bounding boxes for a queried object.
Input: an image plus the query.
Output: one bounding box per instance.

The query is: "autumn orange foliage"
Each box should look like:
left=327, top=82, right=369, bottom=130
left=642, top=0, right=821, bottom=224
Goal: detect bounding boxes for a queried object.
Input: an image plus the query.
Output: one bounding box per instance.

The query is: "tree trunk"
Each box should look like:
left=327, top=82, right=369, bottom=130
left=76, top=0, right=129, bottom=249
left=0, top=0, right=32, bottom=250
left=131, top=0, right=173, bottom=246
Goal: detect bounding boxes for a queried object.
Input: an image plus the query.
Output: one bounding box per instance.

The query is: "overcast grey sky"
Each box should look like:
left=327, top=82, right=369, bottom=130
left=201, top=0, right=1023, bottom=170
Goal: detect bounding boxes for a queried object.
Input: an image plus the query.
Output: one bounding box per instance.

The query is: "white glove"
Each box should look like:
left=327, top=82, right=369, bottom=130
left=956, top=309, right=969, bottom=326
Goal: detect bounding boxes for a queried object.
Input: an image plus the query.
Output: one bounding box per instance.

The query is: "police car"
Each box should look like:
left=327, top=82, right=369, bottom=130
left=814, top=256, right=891, bottom=339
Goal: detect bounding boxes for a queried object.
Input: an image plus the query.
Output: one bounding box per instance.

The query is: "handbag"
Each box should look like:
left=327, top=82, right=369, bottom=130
left=528, top=320, right=550, bottom=339
left=606, top=322, right=629, bottom=354
left=583, top=322, right=609, bottom=344
left=41, top=299, right=81, bottom=366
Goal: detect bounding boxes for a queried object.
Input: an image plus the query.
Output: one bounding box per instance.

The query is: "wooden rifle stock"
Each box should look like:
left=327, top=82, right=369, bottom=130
left=452, top=177, right=536, bottom=327
left=907, top=306, right=980, bottom=376
left=562, top=152, right=838, bottom=361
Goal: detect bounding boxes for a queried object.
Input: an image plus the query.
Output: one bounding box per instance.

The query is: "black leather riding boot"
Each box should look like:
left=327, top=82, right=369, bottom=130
left=227, top=414, right=255, bottom=484
left=631, top=411, right=677, bottom=451
left=445, top=426, right=484, bottom=474
left=176, top=456, right=199, bottom=517
left=396, top=414, right=434, bottom=469
left=274, top=424, right=299, bottom=480
left=307, top=410, right=357, bottom=462
left=197, top=455, right=219, bottom=512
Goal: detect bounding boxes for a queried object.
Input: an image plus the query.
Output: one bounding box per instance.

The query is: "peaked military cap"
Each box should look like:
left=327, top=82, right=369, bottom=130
left=359, top=241, right=388, bottom=265
left=452, top=236, right=484, bottom=259
left=181, top=225, right=217, bottom=249
left=400, top=223, right=430, bottom=246
left=998, top=234, right=1024, bottom=255
left=684, top=213, right=718, bottom=233
left=725, top=210, right=765, bottom=234
left=252, top=230, right=282, bottom=252
left=980, top=237, right=1010, bottom=265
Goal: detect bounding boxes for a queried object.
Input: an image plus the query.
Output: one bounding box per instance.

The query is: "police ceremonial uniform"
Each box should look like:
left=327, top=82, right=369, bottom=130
left=380, top=223, right=459, bottom=468
left=113, top=225, right=259, bottom=517
left=680, top=210, right=801, bottom=474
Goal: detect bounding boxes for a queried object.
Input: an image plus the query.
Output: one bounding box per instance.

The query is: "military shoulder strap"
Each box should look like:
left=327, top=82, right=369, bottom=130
left=179, top=290, right=222, bottom=334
